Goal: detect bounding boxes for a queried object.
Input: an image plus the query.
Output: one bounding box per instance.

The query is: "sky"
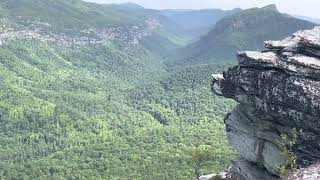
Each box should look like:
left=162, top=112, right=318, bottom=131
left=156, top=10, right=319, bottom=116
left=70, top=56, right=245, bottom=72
left=84, top=0, right=320, bottom=19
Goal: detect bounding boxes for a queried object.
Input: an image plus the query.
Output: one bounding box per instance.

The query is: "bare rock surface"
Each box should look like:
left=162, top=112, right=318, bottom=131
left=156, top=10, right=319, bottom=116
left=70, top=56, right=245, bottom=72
left=212, top=26, right=320, bottom=179
left=286, top=163, right=320, bottom=180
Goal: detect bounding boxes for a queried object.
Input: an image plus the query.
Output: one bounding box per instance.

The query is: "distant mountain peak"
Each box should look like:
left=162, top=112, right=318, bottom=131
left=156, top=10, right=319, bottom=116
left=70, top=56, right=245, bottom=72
left=261, top=4, right=278, bottom=11
left=119, top=2, right=144, bottom=9
left=231, top=8, right=242, bottom=11
left=171, top=4, right=315, bottom=66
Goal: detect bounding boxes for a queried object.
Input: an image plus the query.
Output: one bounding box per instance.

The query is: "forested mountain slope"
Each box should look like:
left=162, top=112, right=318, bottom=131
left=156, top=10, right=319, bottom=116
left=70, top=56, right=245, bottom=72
left=0, top=0, right=190, bottom=52
left=168, top=4, right=316, bottom=67
left=0, top=0, right=237, bottom=179
left=0, top=1, right=316, bottom=179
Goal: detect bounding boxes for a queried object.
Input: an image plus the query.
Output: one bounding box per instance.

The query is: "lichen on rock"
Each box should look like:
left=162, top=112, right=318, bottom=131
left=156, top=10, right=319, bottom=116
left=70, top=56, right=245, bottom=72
left=211, top=26, right=320, bottom=180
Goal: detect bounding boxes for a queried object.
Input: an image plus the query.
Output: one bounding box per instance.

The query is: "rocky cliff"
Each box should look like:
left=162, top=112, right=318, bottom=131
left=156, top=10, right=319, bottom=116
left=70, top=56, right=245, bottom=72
left=0, top=18, right=161, bottom=47
left=212, top=26, right=320, bottom=180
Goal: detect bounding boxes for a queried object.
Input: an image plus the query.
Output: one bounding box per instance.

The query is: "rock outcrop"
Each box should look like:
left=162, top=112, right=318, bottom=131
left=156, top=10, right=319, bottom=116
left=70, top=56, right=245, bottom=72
left=211, top=26, right=320, bottom=179
left=0, top=18, right=160, bottom=47
left=286, top=163, right=320, bottom=180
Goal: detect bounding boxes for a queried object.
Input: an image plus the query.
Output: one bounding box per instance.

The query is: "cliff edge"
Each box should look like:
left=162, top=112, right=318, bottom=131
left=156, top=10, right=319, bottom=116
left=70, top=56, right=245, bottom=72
left=212, top=26, right=320, bottom=180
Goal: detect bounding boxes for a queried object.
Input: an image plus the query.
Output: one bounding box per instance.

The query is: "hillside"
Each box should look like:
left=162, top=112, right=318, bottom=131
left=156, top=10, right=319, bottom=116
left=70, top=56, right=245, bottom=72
left=0, top=0, right=144, bottom=28
left=168, top=4, right=316, bottom=67
left=0, top=1, right=316, bottom=179
left=0, top=0, right=190, bottom=52
left=0, top=0, right=237, bottom=179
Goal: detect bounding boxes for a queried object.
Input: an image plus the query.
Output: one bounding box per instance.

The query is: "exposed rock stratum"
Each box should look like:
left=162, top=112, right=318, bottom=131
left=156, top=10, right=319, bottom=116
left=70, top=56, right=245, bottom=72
left=212, top=26, right=320, bottom=180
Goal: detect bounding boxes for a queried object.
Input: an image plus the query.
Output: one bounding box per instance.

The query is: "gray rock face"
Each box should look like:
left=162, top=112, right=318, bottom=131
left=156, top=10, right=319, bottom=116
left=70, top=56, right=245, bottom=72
left=231, top=158, right=279, bottom=180
left=265, top=26, right=320, bottom=57
left=212, top=26, right=320, bottom=179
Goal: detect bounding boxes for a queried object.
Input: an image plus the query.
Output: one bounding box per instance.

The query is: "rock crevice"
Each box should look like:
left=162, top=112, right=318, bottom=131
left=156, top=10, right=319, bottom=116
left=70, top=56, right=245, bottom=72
left=212, top=26, right=320, bottom=179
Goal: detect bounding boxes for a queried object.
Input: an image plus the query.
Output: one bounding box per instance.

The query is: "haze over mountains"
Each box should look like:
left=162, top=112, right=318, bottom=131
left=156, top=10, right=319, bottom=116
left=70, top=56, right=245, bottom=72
left=0, top=0, right=316, bottom=179
left=294, top=15, right=320, bottom=24
left=161, top=8, right=241, bottom=39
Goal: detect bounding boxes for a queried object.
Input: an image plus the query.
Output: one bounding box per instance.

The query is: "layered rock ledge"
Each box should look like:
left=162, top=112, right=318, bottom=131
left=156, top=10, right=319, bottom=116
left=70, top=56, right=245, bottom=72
left=212, top=26, right=320, bottom=180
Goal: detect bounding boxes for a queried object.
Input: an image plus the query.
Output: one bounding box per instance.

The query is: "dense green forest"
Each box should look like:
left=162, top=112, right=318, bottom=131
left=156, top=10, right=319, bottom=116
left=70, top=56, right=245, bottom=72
left=0, top=0, right=316, bottom=179
left=0, top=39, right=236, bottom=179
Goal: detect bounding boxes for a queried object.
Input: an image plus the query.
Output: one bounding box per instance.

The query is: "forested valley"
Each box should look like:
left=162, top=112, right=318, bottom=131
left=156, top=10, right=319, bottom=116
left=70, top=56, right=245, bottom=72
left=0, top=0, right=316, bottom=179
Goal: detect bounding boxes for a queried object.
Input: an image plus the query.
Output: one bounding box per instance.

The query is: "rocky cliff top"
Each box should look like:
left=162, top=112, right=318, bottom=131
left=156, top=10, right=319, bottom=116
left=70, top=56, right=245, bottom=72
left=261, top=4, right=278, bottom=11
left=212, top=26, right=320, bottom=180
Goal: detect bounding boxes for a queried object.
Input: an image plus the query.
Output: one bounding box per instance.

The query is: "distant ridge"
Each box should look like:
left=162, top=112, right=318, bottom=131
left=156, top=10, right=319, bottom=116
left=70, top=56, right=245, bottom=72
left=161, top=8, right=241, bottom=39
left=294, top=15, right=320, bottom=24
left=167, top=4, right=316, bottom=67
left=113, top=2, right=145, bottom=9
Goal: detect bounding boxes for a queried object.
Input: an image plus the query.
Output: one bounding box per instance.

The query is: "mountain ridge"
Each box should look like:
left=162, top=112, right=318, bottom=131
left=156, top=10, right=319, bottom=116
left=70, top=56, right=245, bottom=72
left=167, top=4, right=316, bottom=67
left=0, top=0, right=194, bottom=55
left=0, top=1, right=237, bottom=178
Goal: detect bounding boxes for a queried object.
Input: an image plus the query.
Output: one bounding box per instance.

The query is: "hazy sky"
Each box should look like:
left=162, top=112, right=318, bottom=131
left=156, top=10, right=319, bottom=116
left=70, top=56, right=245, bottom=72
left=84, top=0, right=320, bottom=19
